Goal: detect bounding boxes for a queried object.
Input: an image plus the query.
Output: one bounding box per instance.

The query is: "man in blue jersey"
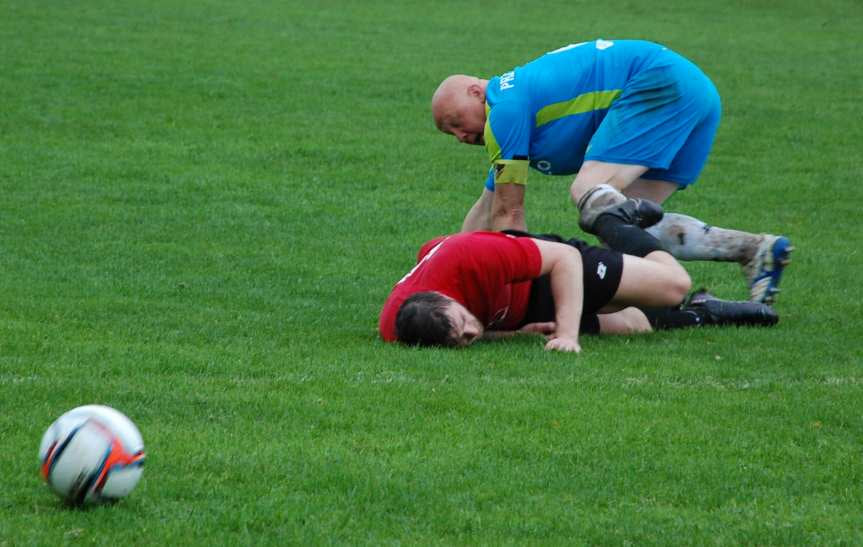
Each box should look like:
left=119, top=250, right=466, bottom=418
left=432, top=39, right=792, bottom=304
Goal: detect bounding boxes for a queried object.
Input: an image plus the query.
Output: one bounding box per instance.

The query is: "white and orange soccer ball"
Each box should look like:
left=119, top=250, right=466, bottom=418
left=39, top=405, right=146, bottom=505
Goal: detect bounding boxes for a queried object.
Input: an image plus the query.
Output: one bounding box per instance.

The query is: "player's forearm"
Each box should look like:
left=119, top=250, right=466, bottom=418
left=489, top=183, right=528, bottom=232
left=462, top=189, right=494, bottom=232
left=483, top=322, right=557, bottom=341
left=462, top=203, right=491, bottom=231
left=532, top=240, right=583, bottom=352
left=548, top=251, right=584, bottom=342
left=490, top=206, right=527, bottom=232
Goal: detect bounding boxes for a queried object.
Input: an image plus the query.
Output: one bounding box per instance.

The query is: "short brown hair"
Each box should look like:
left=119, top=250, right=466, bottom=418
left=395, top=292, right=457, bottom=347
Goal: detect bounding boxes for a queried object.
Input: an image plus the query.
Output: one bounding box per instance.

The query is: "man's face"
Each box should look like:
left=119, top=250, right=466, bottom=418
left=432, top=76, right=487, bottom=146
left=443, top=298, right=484, bottom=347
left=439, top=104, right=485, bottom=146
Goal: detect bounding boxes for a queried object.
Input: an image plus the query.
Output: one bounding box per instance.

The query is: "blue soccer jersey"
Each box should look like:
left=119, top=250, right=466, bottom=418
left=483, top=39, right=720, bottom=190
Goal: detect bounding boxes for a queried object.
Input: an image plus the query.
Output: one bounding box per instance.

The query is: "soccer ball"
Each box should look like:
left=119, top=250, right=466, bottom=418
left=39, top=405, right=146, bottom=505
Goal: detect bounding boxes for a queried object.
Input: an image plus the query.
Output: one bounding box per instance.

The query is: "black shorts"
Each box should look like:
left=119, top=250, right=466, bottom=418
left=505, top=231, right=624, bottom=335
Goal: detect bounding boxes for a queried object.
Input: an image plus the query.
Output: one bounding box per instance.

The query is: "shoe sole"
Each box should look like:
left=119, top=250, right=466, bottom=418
left=702, top=300, right=780, bottom=327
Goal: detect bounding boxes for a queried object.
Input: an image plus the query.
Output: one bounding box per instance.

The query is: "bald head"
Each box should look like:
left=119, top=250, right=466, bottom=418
left=431, top=74, right=488, bottom=145
left=432, top=75, right=478, bottom=126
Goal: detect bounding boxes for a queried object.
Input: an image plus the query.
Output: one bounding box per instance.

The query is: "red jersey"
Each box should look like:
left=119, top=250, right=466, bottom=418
left=379, top=232, right=543, bottom=342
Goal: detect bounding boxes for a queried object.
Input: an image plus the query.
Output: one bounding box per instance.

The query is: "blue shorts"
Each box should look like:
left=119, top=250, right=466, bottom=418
left=585, top=52, right=721, bottom=187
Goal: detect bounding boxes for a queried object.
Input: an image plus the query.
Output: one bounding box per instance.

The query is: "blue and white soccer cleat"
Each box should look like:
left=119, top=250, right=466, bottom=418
left=743, top=235, right=793, bottom=304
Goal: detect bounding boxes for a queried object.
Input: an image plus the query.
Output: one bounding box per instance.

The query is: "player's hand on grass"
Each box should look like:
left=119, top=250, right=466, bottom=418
left=544, top=336, right=581, bottom=353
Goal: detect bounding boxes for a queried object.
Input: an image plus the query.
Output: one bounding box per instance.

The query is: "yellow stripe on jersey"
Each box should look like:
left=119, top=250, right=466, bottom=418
left=535, top=89, right=622, bottom=127
left=494, top=159, right=529, bottom=185
left=483, top=103, right=501, bottom=163
left=484, top=104, right=528, bottom=185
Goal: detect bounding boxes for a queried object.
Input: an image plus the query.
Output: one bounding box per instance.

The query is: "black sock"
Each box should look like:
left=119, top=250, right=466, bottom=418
left=641, top=307, right=704, bottom=330
left=594, top=215, right=666, bottom=257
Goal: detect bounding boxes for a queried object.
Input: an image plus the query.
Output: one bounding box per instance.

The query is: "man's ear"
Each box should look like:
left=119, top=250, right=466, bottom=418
left=467, top=82, right=485, bottom=101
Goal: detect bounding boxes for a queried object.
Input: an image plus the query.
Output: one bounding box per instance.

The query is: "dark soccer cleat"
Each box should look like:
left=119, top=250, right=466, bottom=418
left=683, top=288, right=778, bottom=327
left=580, top=197, right=664, bottom=233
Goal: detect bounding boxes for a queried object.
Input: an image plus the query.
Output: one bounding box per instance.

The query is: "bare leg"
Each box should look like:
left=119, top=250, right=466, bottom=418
left=570, top=161, right=652, bottom=231
left=598, top=307, right=653, bottom=334
left=570, top=161, right=649, bottom=203
left=620, top=179, right=678, bottom=202
left=611, top=252, right=691, bottom=308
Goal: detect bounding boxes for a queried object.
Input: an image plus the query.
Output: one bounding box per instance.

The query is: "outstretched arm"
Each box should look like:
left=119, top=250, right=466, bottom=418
left=461, top=183, right=527, bottom=232
left=481, top=322, right=557, bottom=341
left=490, top=183, right=527, bottom=232
left=461, top=188, right=494, bottom=232
left=531, top=239, right=584, bottom=353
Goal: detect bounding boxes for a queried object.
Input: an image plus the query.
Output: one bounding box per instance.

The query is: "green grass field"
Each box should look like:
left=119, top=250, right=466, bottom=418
left=2, top=0, right=862, bottom=543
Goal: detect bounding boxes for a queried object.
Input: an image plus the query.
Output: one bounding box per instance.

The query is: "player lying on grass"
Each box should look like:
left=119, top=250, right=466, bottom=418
left=432, top=38, right=792, bottom=304
left=379, top=226, right=777, bottom=352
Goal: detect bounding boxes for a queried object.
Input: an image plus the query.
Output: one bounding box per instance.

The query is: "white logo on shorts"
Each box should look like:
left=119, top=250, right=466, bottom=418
left=536, top=160, right=552, bottom=172
left=597, top=262, right=607, bottom=280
